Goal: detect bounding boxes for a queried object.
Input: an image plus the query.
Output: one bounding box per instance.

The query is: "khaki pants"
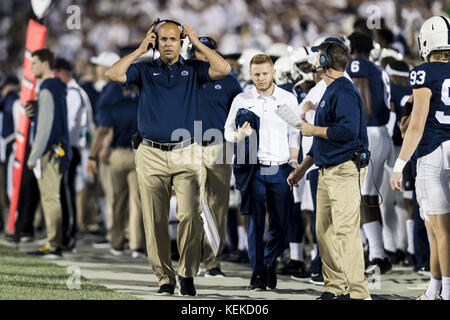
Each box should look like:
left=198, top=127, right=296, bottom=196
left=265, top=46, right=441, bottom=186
left=76, top=179, right=99, bottom=233
left=37, top=151, right=64, bottom=251
left=316, top=160, right=370, bottom=299
left=201, top=142, right=232, bottom=270
left=135, top=142, right=203, bottom=286
left=99, top=162, right=114, bottom=240
left=109, top=148, right=144, bottom=251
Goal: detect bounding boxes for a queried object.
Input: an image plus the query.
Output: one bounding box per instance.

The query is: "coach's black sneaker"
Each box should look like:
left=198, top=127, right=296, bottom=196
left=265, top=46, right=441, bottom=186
left=277, top=259, right=306, bottom=275
left=309, top=273, right=325, bottom=286
left=365, top=257, right=392, bottom=275
left=205, top=268, right=225, bottom=278
left=266, top=266, right=277, bottom=290
left=395, top=250, right=406, bottom=264
left=178, top=276, right=196, bottom=296
left=157, top=284, right=175, bottom=296
left=403, top=252, right=416, bottom=267
left=291, top=270, right=312, bottom=281
left=317, top=292, right=342, bottom=300
left=250, top=273, right=267, bottom=291
left=384, top=250, right=399, bottom=265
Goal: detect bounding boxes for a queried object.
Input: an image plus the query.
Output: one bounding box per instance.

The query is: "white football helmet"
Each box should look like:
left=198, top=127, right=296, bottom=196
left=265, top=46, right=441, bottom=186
left=274, top=55, right=295, bottom=85
left=290, top=46, right=314, bottom=84
left=290, top=46, right=311, bottom=64
left=237, top=48, right=264, bottom=82
left=418, top=16, right=450, bottom=61
left=266, top=43, right=294, bottom=58
left=308, top=37, right=326, bottom=65
left=378, top=48, right=403, bottom=63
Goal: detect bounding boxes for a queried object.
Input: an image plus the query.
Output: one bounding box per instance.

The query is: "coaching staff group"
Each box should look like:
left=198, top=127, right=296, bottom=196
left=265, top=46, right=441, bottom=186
left=106, top=20, right=231, bottom=296
left=288, top=40, right=371, bottom=300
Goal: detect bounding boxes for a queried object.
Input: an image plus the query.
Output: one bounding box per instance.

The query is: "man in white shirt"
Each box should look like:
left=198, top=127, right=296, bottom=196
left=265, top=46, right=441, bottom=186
left=224, top=54, right=300, bottom=291
left=53, top=58, right=94, bottom=251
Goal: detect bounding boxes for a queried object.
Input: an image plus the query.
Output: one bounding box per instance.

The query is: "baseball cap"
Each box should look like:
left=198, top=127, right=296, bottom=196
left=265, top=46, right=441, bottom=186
left=311, top=37, right=346, bottom=52
left=90, top=52, right=120, bottom=67
left=195, top=37, right=218, bottom=51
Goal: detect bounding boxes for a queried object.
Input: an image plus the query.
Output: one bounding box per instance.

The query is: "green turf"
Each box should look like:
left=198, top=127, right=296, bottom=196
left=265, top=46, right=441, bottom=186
left=0, top=245, right=140, bottom=300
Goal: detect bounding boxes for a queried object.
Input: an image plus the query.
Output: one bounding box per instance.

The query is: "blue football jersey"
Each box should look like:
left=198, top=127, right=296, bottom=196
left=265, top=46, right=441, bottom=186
left=390, top=83, right=412, bottom=146
left=346, top=58, right=391, bottom=127
left=279, top=82, right=307, bottom=104
left=409, top=62, right=450, bottom=158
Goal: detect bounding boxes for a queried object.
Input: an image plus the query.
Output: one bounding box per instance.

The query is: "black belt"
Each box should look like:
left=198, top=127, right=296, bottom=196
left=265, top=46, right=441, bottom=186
left=142, top=138, right=194, bottom=151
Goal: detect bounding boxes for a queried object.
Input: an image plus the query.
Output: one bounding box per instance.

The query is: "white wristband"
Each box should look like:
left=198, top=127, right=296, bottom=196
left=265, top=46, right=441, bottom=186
left=393, top=158, right=407, bottom=173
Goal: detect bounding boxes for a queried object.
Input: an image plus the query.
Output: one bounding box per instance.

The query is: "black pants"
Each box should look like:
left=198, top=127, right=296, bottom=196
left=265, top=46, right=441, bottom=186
left=14, top=143, right=40, bottom=238
left=61, top=147, right=80, bottom=247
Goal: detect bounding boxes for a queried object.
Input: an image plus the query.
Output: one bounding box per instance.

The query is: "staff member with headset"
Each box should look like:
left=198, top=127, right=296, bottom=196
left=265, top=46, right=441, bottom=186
left=188, top=36, right=243, bottom=278
left=288, top=40, right=371, bottom=300
left=106, top=19, right=231, bottom=296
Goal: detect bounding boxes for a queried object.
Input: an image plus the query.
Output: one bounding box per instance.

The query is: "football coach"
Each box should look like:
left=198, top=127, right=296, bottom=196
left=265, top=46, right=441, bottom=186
left=105, top=20, right=231, bottom=296
left=287, top=39, right=371, bottom=300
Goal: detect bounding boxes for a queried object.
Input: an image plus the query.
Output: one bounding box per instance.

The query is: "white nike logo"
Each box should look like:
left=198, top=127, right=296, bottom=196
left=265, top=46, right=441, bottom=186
left=153, top=72, right=161, bottom=76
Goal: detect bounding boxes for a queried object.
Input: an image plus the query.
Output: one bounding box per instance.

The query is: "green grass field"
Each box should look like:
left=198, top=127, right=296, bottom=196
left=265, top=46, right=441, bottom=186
left=0, top=245, right=140, bottom=300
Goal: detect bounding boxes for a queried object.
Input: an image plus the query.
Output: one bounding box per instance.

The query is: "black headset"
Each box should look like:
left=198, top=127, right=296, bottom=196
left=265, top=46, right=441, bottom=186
left=147, top=18, right=185, bottom=51
left=319, top=42, right=333, bottom=70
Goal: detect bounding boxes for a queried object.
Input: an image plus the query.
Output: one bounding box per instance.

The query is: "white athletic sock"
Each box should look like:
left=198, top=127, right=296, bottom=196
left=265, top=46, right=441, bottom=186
left=237, top=226, right=247, bottom=251
left=311, top=244, right=318, bottom=260
left=442, top=277, right=450, bottom=300
left=425, top=276, right=442, bottom=298
left=289, top=242, right=304, bottom=262
left=406, top=219, right=415, bottom=255
left=361, top=227, right=368, bottom=245
left=363, top=221, right=386, bottom=260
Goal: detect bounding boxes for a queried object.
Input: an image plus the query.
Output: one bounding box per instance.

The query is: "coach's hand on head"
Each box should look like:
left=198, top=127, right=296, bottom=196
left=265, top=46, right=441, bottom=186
left=138, top=25, right=157, bottom=54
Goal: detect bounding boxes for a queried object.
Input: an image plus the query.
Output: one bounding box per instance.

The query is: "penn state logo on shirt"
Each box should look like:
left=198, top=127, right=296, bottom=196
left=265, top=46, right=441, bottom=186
left=214, top=84, right=222, bottom=90
left=181, top=70, right=189, bottom=76
left=320, top=101, right=326, bottom=108
left=300, top=93, right=306, bottom=99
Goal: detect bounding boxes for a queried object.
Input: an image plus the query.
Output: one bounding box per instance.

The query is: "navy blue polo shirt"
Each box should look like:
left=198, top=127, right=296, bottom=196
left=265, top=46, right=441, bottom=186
left=307, top=76, right=368, bottom=167
left=125, top=56, right=211, bottom=142
left=80, top=81, right=101, bottom=124
left=97, top=82, right=139, bottom=149
left=199, top=73, right=242, bottom=137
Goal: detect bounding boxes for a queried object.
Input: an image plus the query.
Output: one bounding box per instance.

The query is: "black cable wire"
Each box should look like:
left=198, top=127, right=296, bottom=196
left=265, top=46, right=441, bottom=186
left=358, top=158, right=384, bottom=208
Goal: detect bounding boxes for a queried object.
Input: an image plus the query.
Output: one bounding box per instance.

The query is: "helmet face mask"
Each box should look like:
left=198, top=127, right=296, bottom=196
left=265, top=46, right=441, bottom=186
left=418, top=16, right=450, bottom=61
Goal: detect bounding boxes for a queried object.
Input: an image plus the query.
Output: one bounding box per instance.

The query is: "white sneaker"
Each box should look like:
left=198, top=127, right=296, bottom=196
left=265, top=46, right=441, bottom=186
left=110, top=248, right=124, bottom=256
left=417, top=292, right=442, bottom=300
left=92, top=241, right=110, bottom=249
left=131, top=250, right=146, bottom=259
